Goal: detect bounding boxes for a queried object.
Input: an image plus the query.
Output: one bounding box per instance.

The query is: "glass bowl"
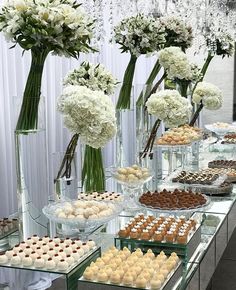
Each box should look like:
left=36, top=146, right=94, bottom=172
left=43, top=200, right=123, bottom=235
left=110, top=166, right=153, bottom=189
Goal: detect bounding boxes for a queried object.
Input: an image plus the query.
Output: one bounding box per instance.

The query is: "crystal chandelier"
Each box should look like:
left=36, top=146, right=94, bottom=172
left=81, top=0, right=236, bottom=46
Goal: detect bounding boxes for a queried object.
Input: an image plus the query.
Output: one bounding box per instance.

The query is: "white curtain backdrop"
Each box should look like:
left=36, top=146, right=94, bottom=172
left=0, top=34, right=160, bottom=217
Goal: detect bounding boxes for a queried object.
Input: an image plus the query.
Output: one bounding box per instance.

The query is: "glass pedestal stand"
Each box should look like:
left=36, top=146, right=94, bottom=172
left=121, top=185, right=142, bottom=213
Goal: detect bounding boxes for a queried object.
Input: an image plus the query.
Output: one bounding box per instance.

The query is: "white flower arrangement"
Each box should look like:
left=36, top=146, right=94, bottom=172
left=114, top=13, right=165, bottom=57
left=146, top=89, right=192, bottom=128
left=64, top=62, right=117, bottom=95
left=159, top=47, right=201, bottom=82
left=206, top=31, right=235, bottom=57
left=192, top=82, right=223, bottom=110
left=57, top=85, right=117, bottom=148
left=0, top=0, right=94, bottom=56
left=159, top=15, right=193, bottom=50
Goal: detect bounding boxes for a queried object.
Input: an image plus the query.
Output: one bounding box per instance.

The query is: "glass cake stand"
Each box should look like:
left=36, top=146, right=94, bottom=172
left=110, top=167, right=153, bottom=212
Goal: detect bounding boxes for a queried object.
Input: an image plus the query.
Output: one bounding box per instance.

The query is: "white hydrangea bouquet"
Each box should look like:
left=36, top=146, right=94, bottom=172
left=114, top=13, right=165, bottom=109
left=159, top=47, right=201, bottom=97
left=56, top=62, right=117, bottom=192
left=0, top=0, right=95, bottom=131
left=190, top=82, right=222, bottom=126
left=137, top=15, right=193, bottom=106
left=141, top=90, right=192, bottom=157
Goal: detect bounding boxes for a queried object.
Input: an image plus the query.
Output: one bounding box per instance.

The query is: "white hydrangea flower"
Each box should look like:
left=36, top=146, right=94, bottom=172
left=57, top=85, right=117, bottom=148
left=64, top=62, right=117, bottom=95
left=0, top=0, right=94, bottom=56
left=159, top=15, right=193, bottom=50
left=146, top=89, right=192, bottom=128
left=159, top=47, right=201, bottom=82
left=114, top=13, right=166, bottom=57
left=192, top=81, right=223, bottom=110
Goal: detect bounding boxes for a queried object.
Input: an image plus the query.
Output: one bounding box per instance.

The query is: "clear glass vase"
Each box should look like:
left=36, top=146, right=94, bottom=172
left=53, top=151, right=78, bottom=201
left=14, top=97, right=49, bottom=239
left=116, top=85, right=136, bottom=166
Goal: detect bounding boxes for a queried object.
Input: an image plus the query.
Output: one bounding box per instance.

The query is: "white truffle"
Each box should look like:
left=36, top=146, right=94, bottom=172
left=34, top=257, right=45, bottom=268
left=22, top=256, right=33, bottom=266
left=0, top=254, right=8, bottom=264
left=57, top=260, right=69, bottom=271
left=10, top=255, right=21, bottom=265
left=45, top=258, right=56, bottom=270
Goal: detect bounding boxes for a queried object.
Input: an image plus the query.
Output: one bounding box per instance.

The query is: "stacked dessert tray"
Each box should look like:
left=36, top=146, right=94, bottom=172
left=166, top=169, right=233, bottom=196
left=115, top=213, right=201, bottom=264
left=78, top=247, right=183, bottom=290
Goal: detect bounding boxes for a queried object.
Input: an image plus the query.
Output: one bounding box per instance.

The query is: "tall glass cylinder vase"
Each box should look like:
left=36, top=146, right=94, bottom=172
left=136, top=85, right=163, bottom=189
left=14, top=97, right=49, bottom=240
left=53, top=152, right=78, bottom=201
left=116, top=85, right=136, bottom=166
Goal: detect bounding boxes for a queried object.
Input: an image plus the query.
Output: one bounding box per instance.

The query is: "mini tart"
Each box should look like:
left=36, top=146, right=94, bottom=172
left=118, top=228, right=129, bottom=238
left=130, top=229, right=139, bottom=239
left=177, top=233, right=187, bottom=244
left=140, top=230, right=150, bottom=241
left=165, top=231, right=175, bottom=243
left=153, top=231, right=163, bottom=242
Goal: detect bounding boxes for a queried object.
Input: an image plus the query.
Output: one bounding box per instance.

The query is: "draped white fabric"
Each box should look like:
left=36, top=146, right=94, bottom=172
left=0, top=33, right=159, bottom=217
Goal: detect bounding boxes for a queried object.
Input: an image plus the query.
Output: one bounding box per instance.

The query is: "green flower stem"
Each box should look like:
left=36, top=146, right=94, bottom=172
left=140, top=119, right=161, bottom=159
left=189, top=53, right=214, bottom=126
left=54, top=134, right=79, bottom=184
left=116, top=54, right=137, bottom=110
left=16, top=48, right=49, bottom=132
left=136, top=59, right=161, bottom=106
left=82, top=145, right=105, bottom=192
left=189, top=101, right=204, bottom=126
left=191, top=53, right=214, bottom=98
left=176, top=79, right=190, bottom=98
left=144, top=71, right=167, bottom=104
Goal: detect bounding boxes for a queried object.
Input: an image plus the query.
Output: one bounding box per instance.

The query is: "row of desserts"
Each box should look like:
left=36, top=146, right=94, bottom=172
left=55, top=200, right=117, bottom=220
left=0, top=218, right=18, bottom=236
left=82, top=247, right=179, bottom=290
left=0, top=235, right=96, bottom=272
left=139, top=189, right=207, bottom=210
left=78, top=191, right=123, bottom=203
left=118, top=214, right=197, bottom=244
